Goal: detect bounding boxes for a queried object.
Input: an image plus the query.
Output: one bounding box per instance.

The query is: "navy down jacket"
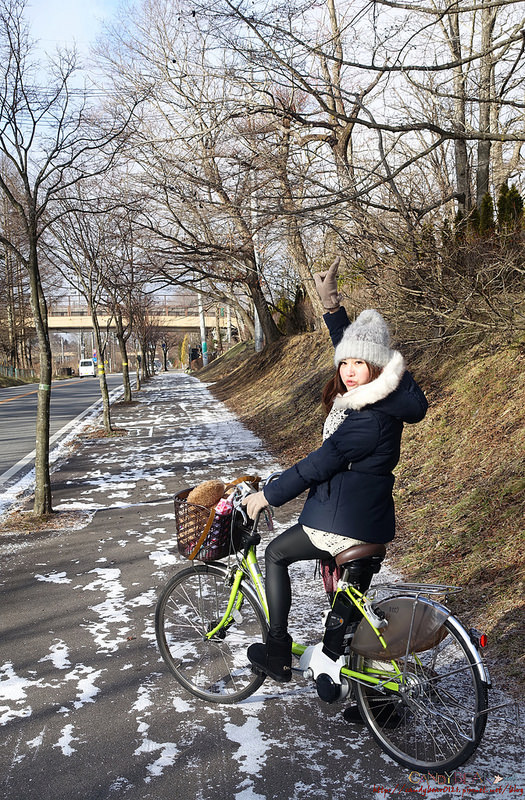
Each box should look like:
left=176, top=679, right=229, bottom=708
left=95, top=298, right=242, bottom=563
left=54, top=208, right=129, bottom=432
left=263, top=307, right=428, bottom=543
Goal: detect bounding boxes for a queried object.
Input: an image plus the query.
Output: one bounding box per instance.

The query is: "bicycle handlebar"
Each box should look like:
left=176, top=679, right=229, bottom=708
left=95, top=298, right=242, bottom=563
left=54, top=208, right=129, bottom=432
left=230, top=472, right=282, bottom=526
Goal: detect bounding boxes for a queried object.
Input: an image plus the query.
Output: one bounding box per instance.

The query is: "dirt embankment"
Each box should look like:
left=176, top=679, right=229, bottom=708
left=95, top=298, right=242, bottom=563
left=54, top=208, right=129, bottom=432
left=201, top=333, right=525, bottom=697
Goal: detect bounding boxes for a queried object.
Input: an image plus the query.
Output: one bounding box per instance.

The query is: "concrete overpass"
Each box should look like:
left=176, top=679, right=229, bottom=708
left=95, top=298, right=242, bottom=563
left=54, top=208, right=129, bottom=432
left=46, top=305, right=231, bottom=333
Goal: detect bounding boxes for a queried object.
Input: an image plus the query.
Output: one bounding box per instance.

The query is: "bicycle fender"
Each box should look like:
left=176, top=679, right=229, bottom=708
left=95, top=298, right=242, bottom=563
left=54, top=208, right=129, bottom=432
left=351, top=595, right=450, bottom=659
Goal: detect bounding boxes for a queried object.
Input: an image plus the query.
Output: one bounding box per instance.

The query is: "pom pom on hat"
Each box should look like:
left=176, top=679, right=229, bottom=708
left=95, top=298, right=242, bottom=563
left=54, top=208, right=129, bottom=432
left=334, top=309, right=392, bottom=368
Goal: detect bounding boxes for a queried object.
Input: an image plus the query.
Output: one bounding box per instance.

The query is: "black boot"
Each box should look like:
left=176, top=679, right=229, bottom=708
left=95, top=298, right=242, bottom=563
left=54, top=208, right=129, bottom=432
left=247, top=633, right=292, bottom=682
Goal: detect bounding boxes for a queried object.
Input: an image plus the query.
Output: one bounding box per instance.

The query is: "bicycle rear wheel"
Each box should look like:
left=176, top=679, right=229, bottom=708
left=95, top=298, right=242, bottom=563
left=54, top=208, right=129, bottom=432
left=352, top=615, right=488, bottom=771
left=156, top=563, right=268, bottom=703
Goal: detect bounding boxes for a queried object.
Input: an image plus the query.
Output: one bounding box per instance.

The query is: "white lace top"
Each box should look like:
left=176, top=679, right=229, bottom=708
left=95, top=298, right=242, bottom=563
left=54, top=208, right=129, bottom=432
left=322, top=407, right=347, bottom=439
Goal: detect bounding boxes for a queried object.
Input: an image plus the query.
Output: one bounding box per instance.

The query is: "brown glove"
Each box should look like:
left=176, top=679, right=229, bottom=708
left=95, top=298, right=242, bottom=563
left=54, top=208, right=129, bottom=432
left=313, top=257, right=341, bottom=311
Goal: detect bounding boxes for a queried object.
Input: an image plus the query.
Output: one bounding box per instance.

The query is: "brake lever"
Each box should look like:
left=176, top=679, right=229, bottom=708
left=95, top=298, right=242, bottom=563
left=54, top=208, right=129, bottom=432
left=237, top=504, right=249, bottom=526
left=233, top=482, right=255, bottom=526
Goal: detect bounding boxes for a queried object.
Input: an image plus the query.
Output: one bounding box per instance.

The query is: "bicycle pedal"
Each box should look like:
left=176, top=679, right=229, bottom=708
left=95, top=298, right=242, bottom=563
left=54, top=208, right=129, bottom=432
left=250, top=664, right=267, bottom=678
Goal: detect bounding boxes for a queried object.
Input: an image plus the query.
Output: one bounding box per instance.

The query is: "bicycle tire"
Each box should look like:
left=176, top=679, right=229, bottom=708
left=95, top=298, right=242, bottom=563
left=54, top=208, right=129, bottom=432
left=156, top=563, right=268, bottom=703
left=352, top=615, right=488, bottom=771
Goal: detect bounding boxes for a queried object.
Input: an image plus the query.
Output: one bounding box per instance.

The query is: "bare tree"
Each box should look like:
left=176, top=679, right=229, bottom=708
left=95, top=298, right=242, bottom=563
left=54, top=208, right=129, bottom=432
left=203, top=0, right=525, bottom=214
left=94, top=0, right=525, bottom=353
left=0, top=190, right=32, bottom=369
left=97, top=0, right=284, bottom=344
left=48, top=200, right=117, bottom=433
left=101, top=205, right=149, bottom=403
left=0, top=0, right=139, bottom=513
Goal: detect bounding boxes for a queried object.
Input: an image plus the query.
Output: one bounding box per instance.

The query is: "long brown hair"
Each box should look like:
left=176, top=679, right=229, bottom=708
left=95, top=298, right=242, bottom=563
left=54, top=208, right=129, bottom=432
left=322, top=361, right=383, bottom=415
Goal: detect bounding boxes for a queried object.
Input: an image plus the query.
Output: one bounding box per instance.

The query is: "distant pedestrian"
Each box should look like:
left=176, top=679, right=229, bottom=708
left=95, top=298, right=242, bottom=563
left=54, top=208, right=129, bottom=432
left=243, top=257, right=428, bottom=687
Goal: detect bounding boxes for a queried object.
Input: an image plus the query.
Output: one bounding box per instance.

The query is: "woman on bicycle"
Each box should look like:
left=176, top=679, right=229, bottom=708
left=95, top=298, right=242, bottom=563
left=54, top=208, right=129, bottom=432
left=243, top=258, right=428, bottom=683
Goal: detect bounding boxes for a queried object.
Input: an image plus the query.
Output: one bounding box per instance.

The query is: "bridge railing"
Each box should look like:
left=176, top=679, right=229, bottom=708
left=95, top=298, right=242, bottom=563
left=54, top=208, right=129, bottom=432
left=48, top=304, right=203, bottom=318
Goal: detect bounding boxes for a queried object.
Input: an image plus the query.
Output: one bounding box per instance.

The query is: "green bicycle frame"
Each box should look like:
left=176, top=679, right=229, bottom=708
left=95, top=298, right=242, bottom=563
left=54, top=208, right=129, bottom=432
left=204, top=542, right=402, bottom=693
left=204, top=547, right=269, bottom=640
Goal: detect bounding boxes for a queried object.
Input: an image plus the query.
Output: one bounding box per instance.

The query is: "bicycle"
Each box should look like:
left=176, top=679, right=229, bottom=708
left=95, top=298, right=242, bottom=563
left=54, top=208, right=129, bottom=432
left=155, top=474, right=492, bottom=772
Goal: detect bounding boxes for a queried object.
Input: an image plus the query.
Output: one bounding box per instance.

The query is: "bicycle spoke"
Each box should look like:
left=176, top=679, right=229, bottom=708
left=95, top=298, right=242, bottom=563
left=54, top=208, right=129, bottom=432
left=353, top=616, right=488, bottom=771
left=156, top=565, right=268, bottom=703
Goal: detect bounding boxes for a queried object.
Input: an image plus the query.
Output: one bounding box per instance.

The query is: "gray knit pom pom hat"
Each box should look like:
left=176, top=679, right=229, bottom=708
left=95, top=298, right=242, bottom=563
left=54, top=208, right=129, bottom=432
left=333, top=309, right=393, bottom=368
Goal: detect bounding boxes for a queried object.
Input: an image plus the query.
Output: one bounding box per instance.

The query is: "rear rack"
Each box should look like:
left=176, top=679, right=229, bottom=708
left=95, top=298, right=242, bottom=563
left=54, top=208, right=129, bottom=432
left=371, top=582, right=463, bottom=596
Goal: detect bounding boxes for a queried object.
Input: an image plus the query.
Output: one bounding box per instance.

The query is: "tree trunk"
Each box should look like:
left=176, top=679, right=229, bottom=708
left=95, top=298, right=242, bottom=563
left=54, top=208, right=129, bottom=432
left=234, top=304, right=254, bottom=341
left=139, top=342, right=147, bottom=382
left=215, top=306, right=223, bottom=354
left=245, top=267, right=282, bottom=344
left=286, top=222, right=325, bottom=321
left=92, top=314, right=113, bottom=433
left=135, top=345, right=142, bottom=391
left=5, top=247, right=17, bottom=366
left=120, top=343, right=132, bottom=401
left=276, top=121, right=325, bottom=323
left=114, top=309, right=132, bottom=402
left=476, top=1, right=497, bottom=207
left=27, top=246, right=53, bottom=515
left=449, top=11, right=472, bottom=215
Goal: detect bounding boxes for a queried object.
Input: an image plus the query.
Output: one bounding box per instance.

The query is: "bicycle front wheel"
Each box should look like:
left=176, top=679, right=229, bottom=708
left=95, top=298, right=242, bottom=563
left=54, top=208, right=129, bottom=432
left=156, top=563, right=268, bottom=703
left=352, top=615, right=488, bottom=772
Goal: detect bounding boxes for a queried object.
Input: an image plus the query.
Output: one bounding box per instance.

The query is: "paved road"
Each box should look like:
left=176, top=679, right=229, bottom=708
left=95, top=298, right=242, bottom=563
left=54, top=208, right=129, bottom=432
left=0, top=373, right=522, bottom=800
left=0, top=375, right=125, bottom=487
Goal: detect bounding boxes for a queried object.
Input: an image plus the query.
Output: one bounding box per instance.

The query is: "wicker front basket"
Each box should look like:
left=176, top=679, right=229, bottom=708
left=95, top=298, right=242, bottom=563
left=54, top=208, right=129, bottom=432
left=174, top=488, right=242, bottom=562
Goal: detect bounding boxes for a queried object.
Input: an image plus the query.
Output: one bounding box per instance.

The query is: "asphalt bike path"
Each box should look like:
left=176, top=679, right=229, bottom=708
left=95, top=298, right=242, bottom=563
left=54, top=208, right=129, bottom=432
left=0, top=372, right=522, bottom=800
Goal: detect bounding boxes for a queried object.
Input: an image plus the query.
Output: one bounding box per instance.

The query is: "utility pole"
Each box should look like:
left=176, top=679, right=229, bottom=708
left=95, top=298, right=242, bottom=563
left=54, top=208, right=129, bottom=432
left=250, top=196, right=264, bottom=353
left=198, top=292, right=208, bottom=367
left=226, top=304, right=232, bottom=344
left=254, top=307, right=264, bottom=352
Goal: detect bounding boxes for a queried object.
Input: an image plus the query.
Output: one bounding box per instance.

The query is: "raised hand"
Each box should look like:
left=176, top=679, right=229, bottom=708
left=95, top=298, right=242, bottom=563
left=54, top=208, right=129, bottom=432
left=313, top=257, right=341, bottom=311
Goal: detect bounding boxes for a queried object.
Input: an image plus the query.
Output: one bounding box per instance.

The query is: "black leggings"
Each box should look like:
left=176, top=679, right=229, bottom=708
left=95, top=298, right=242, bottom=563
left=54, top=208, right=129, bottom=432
left=265, top=523, right=331, bottom=638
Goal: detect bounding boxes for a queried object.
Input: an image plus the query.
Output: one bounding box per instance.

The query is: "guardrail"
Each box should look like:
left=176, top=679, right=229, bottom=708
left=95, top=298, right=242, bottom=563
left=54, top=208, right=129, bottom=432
left=0, top=364, right=37, bottom=381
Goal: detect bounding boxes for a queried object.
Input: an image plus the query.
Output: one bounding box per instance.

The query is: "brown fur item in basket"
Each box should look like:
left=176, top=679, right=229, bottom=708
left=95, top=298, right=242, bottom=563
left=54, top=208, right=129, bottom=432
left=186, top=480, right=226, bottom=509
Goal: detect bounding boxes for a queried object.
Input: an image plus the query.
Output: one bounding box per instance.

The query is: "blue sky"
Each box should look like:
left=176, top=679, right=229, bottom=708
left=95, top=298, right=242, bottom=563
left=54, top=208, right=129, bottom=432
left=25, top=0, right=124, bottom=57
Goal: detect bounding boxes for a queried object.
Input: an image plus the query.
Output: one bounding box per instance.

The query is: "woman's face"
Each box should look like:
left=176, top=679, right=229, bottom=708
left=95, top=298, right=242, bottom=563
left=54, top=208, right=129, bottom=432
left=339, top=358, right=371, bottom=390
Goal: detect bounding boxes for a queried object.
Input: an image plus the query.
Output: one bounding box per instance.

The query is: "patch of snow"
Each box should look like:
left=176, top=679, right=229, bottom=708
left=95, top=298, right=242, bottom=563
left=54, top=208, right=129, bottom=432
left=26, top=729, right=45, bottom=749
left=131, top=680, right=181, bottom=781
left=224, top=714, right=278, bottom=776
left=82, top=568, right=130, bottom=653
left=34, top=571, right=71, bottom=584
left=134, top=737, right=179, bottom=778
left=128, top=590, right=157, bottom=609
left=148, top=549, right=178, bottom=569
left=38, top=640, right=71, bottom=670
left=53, top=723, right=78, bottom=756
left=108, top=777, right=134, bottom=793
left=0, top=662, right=41, bottom=726
left=65, top=664, right=105, bottom=709
left=171, top=696, right=192, bottom=713
left=233, top=782, right=266, bottom=800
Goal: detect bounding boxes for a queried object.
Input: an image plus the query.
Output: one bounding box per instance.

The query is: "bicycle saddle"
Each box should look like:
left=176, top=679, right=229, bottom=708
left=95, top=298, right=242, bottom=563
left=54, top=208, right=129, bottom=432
left=335, top=542, right=387, bottom=567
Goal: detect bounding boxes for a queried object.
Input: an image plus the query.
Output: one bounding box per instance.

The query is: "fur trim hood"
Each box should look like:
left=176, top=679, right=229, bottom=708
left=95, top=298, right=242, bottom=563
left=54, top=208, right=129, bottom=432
left=333, top=350, right=406, bottom=412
